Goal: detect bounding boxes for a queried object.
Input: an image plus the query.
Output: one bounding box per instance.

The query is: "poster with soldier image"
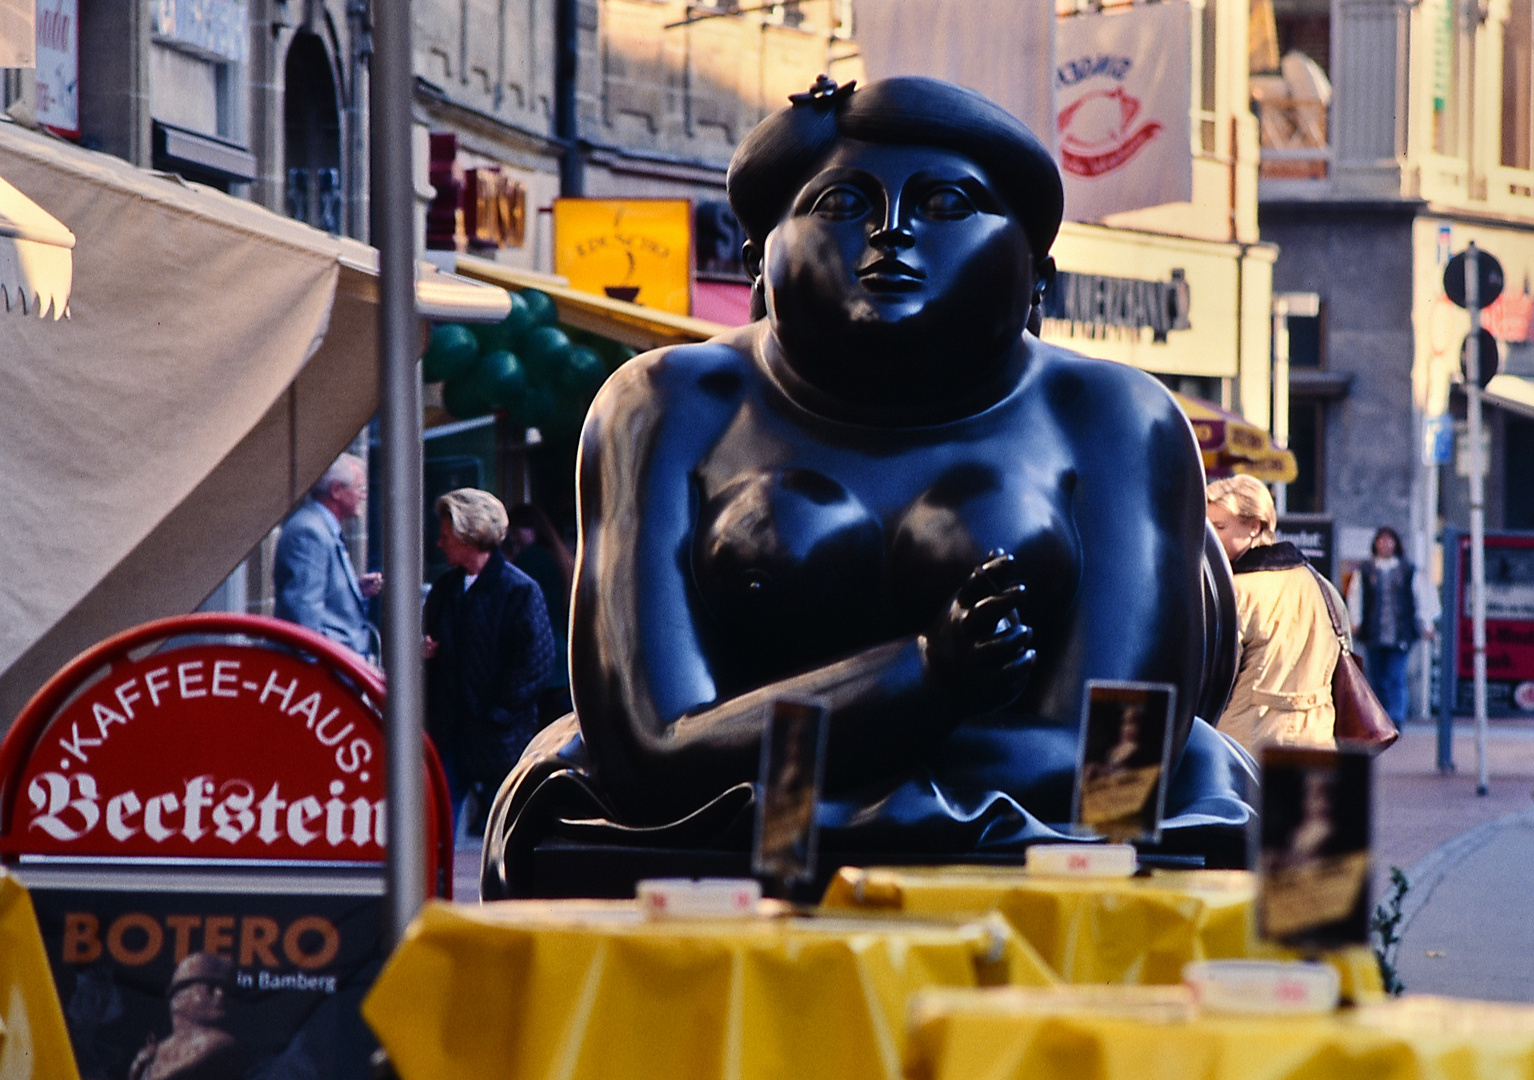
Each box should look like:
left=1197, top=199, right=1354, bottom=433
left=1072, top=680, right=1176, bottom=842
left=25, top=883, right=385, bottom=1080
left=1258, top=746, right=1372, bottom=948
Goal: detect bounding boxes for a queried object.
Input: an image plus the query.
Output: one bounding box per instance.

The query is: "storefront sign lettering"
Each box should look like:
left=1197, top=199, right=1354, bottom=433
left=1042, top=268, right=1192, bottom=342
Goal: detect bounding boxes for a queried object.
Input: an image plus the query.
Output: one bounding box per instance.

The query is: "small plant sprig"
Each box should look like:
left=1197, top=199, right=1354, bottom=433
left=1369, top=866, right=1409, bottom=996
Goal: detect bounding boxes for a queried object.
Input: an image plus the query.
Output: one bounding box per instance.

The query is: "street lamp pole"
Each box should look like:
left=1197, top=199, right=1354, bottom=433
left=371, top=0, right=427, bottom=941
left=1465, top=243, right=1489, bottom=797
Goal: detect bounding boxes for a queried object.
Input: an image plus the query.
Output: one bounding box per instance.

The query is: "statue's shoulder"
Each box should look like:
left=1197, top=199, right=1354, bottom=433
left=1027, top=338, right=1186, bottom=430
left=593, top=324, right=758, bottom=409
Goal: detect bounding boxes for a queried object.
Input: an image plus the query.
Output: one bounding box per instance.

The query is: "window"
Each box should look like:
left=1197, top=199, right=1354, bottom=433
left=1286, top=401, right=1325, bottom=512
left=1287, top=311, right=1323, bottom=367
left=1503, top=0, right=1532, bottom=168
left=1507, top=415, right=1534, bottom=528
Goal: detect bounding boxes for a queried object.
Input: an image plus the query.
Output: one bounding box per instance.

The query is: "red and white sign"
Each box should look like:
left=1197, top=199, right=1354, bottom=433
left=1056, top=2, right=1192, bottom=221
left=0, top=615, right=450, bottom=884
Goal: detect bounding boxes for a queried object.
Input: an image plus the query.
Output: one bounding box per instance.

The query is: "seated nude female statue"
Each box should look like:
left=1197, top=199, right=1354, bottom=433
left=482, top=76, right=1252, bottom=898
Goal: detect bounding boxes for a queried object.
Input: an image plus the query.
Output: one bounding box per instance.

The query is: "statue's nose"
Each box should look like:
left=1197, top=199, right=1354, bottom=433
left=869, top=223, right=915, bottom=251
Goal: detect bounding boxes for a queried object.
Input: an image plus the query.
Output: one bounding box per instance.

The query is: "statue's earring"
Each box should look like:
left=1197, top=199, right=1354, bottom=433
left=1027, top=281, right=1047, bottom=337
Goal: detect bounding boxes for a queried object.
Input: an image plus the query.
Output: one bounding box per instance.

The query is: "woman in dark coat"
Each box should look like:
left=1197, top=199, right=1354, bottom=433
left=424, top=488, right=557, bottom=829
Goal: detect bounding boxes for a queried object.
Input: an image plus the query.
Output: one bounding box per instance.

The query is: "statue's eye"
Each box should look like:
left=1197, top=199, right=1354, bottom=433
left=809, top=186, right=870, bottom=220
left=920, top=187, right=976, bottom=220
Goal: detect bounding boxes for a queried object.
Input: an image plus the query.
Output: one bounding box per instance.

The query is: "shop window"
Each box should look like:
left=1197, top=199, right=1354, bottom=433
left=284, top=33, right=343, bottom=235
left=1286, top=400, right=1324, bottom=512
left=1506, top=415, right=1534, bottom=529
left=1503, top=0, right=1532, bottom=169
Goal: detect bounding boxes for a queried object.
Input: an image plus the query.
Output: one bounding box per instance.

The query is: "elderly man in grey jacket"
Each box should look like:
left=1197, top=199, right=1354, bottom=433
left=274, top=453, right=382, bottom=659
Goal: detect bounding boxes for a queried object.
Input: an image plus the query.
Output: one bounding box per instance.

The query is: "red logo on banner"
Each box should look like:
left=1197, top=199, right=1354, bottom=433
left=1058, top=87, right=1164, bottom=179
left=13, top=644, right=386, bottom=861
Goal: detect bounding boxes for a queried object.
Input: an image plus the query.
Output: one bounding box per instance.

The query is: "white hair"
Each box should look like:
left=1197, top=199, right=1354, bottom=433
left=311, top=454, right=364, bottom=500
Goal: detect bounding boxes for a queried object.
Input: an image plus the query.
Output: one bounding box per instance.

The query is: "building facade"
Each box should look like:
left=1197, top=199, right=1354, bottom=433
left=1253, top=0, right=1534, bottom=571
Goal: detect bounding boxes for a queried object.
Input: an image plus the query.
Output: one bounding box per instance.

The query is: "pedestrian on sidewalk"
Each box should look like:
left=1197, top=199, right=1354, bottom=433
left=1207, top=475, right=1344, bottom=753
left=274, top=453, right=382, bottom=661
left=423, top=488, right=557, bottom=834
left=1347, top=526, right=1438, bottom=725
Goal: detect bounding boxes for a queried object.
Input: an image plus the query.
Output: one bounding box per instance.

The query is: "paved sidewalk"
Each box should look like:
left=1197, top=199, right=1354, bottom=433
left=1378, top=720, right=1534, bottom=1001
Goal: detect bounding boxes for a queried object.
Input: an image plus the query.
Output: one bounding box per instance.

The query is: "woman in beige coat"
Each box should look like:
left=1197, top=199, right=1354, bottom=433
left=1206, top=476, right=1347, bottom=752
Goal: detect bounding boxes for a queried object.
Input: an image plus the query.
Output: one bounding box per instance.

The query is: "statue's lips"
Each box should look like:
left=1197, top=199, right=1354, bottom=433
left=857, top=258, right=924, bottom=292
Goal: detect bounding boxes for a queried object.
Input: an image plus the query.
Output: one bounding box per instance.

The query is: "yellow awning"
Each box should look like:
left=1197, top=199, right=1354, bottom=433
left=449, top=252, right=1297, bottom=484
left=1174, top=393, right=1298, bottom=483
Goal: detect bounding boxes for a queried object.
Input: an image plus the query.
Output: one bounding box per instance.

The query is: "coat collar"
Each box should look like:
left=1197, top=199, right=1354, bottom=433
left=1231, top=540, right=1308, bottom=574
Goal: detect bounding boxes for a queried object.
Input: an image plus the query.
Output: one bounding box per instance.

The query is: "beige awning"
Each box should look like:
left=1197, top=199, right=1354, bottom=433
left=0, top=173, right=73, bottom=318
left=0, top=122, right=507, bottom=723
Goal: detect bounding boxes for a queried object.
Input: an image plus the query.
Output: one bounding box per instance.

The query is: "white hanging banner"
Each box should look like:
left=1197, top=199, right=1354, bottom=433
left=852, top=0, right=1057, bottom=152
left=1056, top=2, right=1193, bottom=220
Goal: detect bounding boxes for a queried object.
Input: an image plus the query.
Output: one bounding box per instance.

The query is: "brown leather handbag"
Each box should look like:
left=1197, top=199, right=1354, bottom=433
left=1308, top=564, right=1399, bottom=753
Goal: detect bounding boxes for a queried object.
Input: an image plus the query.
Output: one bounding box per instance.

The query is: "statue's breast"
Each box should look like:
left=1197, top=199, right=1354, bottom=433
left=691, top=454, right=1080, bottom=688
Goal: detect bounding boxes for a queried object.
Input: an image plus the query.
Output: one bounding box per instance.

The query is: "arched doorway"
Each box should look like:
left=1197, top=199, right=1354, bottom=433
left=284, top=32, right=342, bottom=234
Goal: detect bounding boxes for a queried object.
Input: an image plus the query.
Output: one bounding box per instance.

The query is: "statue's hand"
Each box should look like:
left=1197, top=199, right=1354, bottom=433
left=920, top=551, right=1036, bottom=714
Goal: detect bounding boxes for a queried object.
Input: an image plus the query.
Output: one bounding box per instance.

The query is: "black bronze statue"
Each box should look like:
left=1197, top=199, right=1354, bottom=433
left=482, top=76, right=1251, bottom=899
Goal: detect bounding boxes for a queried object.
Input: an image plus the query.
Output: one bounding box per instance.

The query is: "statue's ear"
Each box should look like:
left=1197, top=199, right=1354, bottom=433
left=1033, top=256, right=1057, bottom=301
left=742, top=239, right=763, bottom=281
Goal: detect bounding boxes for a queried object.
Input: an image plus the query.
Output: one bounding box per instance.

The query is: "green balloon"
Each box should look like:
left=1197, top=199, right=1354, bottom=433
left=557, top=345, right=609, bottom=399
left=442, top=376, right=493, bottom=419
left=519, top=288, right=559, bottom=328
left=469, top=349, right=528, bottom=409
left=520, top=325, right=572, bottom=385
left=422, top=323, right=480, bottom=383
left=477, top=291, right=536, bottom=352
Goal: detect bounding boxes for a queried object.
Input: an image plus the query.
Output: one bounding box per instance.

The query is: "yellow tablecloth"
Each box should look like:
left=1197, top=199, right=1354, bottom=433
left=821, top=865, right=1382, bottom=999
left=0, top=869, right=81, bottom=1080
left=363, top=899, right=1056, bottom=1080
left=907, top=989, right=1534, bottom=1080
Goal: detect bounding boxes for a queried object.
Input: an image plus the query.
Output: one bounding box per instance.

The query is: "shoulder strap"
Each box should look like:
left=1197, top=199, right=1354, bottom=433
left=1305, top=563, right=1348, bottom=646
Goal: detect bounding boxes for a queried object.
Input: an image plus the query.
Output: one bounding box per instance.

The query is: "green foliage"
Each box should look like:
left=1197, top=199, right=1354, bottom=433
left=1369, top=866, right=1410, bottom=996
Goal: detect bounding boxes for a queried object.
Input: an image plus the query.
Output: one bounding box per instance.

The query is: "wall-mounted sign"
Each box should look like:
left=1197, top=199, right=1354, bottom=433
left=35, top=0, right=77, bottom=138
left=1042, top=268, right=1191, bottom=342
left=426, top=133, right=526, bottom=252
left=464, top=167, right=526, bottom=250
left=553, top=198, right=693, bottom=315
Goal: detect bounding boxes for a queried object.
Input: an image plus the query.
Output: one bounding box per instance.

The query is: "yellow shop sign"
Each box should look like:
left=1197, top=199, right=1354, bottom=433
left=553, top=198, right=693, bottom=316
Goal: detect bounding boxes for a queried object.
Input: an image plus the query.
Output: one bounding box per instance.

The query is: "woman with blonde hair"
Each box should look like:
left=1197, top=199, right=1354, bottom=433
left=1206, top=475, right=1347, bottom=751
left=423, top=488, right=557, bottom=832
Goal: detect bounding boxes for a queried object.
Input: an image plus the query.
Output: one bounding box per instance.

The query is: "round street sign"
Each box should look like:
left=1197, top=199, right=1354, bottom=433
left=1461, top=328, right=1501, bottom=388
left=1445, top=249, right=1505, bottom=308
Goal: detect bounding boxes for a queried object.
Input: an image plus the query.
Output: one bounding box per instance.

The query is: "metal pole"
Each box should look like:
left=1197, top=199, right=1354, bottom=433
left=1271, top=297, right=1291, bottom=515
left=1466, top=243, right=1489, bottom=797
left=372, top=0, right=427, bottom=943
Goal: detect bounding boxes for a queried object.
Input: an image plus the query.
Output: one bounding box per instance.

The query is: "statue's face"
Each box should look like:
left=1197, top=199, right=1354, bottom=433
left=762, top=140, right=1034, bottom=399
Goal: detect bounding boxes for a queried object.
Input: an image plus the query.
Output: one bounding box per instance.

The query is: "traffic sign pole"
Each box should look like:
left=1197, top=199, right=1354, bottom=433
left=1466, top=244, right=1490, bottom=797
